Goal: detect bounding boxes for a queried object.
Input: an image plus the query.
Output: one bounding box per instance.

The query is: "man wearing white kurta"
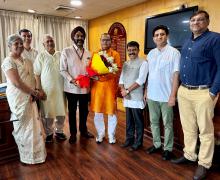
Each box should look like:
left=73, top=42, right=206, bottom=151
left=119, top=41, right=148, bottom=151
left=34, top=34, right=66, bottom=143
left=19, top=29, right=38, bottom=64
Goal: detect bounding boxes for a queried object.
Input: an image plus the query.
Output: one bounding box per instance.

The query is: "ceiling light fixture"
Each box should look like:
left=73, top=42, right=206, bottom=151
left=27, top=9, right=36, bottom=13
left=70, top=0, right=82, bottom=6
left=74, top=16, right=82, bottom=19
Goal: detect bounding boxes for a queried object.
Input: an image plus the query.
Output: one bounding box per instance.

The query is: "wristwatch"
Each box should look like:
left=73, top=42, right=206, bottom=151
left=126, top=89, right=130, bottom=94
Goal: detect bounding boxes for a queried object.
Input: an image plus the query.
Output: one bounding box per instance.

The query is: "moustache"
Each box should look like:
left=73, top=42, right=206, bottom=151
left=76, top=39, right=84, bottom=44
left=129, top=53, right=135, bottom=56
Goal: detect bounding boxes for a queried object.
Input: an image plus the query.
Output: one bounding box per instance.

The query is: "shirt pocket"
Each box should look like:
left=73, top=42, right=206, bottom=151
left=159, top=60, right=170, bottom=70
left=191, top=45, right=208, bottom=62
left=158, top=58, right=172, bottom=76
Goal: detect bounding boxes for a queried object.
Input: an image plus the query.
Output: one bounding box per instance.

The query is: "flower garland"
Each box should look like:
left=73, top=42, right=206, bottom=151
left=75, top=50, right=119, bottom=88
left=98, top=50, right=118, bottom=74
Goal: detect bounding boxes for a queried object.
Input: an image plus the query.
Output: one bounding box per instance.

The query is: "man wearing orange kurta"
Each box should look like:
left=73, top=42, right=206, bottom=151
left=90, top=33, right=122, bottom=144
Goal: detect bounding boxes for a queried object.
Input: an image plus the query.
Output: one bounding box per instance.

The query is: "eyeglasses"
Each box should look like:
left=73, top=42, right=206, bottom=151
left=101, top=39, right=111, bottom=42
left=22, top=35, right=32, bottom=38
left=45, top=40, right=54, bottom=43
left=190, top=18, right=207, bottom=23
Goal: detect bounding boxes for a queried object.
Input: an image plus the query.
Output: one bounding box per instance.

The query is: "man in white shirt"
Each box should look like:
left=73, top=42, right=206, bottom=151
left=34, top=34, right=67, bottom=143
left=119, top=41, right=148, bottom=151
left=60, top=26, right=94, bottom=144
left=145, top=25, right=180, bottom=160
left=19, top=29, right=38, bottom=63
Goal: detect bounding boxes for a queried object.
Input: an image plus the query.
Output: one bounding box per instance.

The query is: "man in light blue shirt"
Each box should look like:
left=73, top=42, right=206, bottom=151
left=119, top=41, right=148, bottom=151
left=145, top=25, right=180, bottom=160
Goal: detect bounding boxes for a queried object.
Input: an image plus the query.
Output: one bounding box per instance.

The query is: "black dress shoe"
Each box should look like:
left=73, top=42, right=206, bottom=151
left=45, top=134, right=53, bottom=143
left=120, top=141, right=133, bottom=148
left=55, top=132, right=67, bottom=141
left=162, top=150, right=173, bottom=160
left=81, top=131, right=94, bottom=138
left=69, top=135, right=77, bottom=144
left=193, top=165, right=207, bottom=180
left=146, top=146, right=161, bottom=154
left=129, top=144, right=142, bottom=152
left=171, top=156, right=195, bottom=164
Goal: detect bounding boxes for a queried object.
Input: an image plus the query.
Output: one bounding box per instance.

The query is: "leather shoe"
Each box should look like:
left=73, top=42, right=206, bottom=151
left=120, top=141, right=133, bottom=148
left=193, top=165, right=207, bottom=180
left=129, top=144, right=142, bottom=152
left=146, top=146, right=161, bottom=154
left=171, top=156, right=195, bottom=164
left=45, top=134, right=53, bottom=143
left=69, top=135, right=77, bottom=144
left=81, top=131, right=94, bottom=138
left=55, top=132, right=67, bottom=141
left=162, top=150, right=173, bottom=160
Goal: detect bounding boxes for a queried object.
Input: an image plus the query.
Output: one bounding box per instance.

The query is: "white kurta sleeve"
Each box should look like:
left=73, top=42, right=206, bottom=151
left=34, top=54, right=42, bottom=76
left=135, top=60, right=148, bottom=86
left=119, top=69, right=124, bottom=85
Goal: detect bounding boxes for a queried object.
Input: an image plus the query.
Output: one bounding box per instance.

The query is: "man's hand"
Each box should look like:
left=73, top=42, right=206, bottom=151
left=143, top=91, right=148, bottom=104
left=121, top=88, right=128, bottom=97
left=38, top=90, right=47, bottom=100
left=90, top=76, right=99, bottom=81
left=71, top=78, right=80, bottom=87
left=168, top=96, right=176, bottom=107
left=209, top=93, right=216, bottom=101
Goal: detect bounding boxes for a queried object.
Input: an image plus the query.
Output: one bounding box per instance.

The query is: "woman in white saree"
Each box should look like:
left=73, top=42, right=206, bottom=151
left=1, top=34, right=47, bottom=164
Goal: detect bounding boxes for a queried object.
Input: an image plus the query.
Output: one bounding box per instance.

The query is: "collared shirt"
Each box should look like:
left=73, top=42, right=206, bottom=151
left=119, top=59, right=148, bottom=109
left=180, top=30, right=220, bottom=95
left=22, top=48, right=38, bottom=64
left=60, top=44, right=91, bottom=94
left=147, top=44, right=180, bottom=102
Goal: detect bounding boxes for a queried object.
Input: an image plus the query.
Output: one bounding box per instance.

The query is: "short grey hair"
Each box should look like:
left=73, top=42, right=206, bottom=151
left=42, top=34, right=54, bottom=43
left=8, top=34, right=23, bottom=47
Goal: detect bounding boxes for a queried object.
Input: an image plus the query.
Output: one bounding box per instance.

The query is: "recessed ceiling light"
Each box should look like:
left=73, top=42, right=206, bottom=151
left=27, top=9, right=36, bottom=13
left=74, top=16, right=82, bottom=19
left=70, top=0, right=82, bottom=6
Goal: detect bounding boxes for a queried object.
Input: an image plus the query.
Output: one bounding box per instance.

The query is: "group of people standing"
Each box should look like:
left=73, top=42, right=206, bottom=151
left=119, top=11, right=220, bottom=179
left=1, top=10, right=220, bottom=180
left=1, top=25, right=122, bottom=164
left=119, top=10, right=220, bottom=180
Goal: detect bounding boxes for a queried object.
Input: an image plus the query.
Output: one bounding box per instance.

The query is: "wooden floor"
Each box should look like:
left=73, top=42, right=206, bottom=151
left=0, top=111, right=220, bottom=180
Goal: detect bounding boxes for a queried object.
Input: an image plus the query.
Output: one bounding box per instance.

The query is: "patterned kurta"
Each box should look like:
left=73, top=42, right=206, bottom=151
left=34, top=50, right=66, bottom=118
left=1, top=56, right=46, bottom=164
left=90, top=48, right=122, bottom=115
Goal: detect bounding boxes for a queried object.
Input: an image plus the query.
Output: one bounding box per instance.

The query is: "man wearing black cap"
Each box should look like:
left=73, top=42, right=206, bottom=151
left=60, top=26, right=94, bottom=144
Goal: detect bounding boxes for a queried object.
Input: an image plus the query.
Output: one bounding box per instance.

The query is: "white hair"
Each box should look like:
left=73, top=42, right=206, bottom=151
left=42, top=34, right=54, bottom=43
left=7, top=34, right=23, bottom=46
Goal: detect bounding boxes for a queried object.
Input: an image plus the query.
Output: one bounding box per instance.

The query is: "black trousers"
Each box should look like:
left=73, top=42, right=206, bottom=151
left=125, top=107, right=144, bottom=146
left=65, top=92, right=89, bottom=135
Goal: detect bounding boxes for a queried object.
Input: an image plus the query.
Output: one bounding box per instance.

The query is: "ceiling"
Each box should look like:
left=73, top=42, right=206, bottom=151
left=0, top=0, right=147, bottom=20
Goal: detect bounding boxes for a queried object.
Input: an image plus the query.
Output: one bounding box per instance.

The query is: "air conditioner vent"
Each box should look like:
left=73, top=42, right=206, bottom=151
left=55, top=5, right=76, bottom=11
